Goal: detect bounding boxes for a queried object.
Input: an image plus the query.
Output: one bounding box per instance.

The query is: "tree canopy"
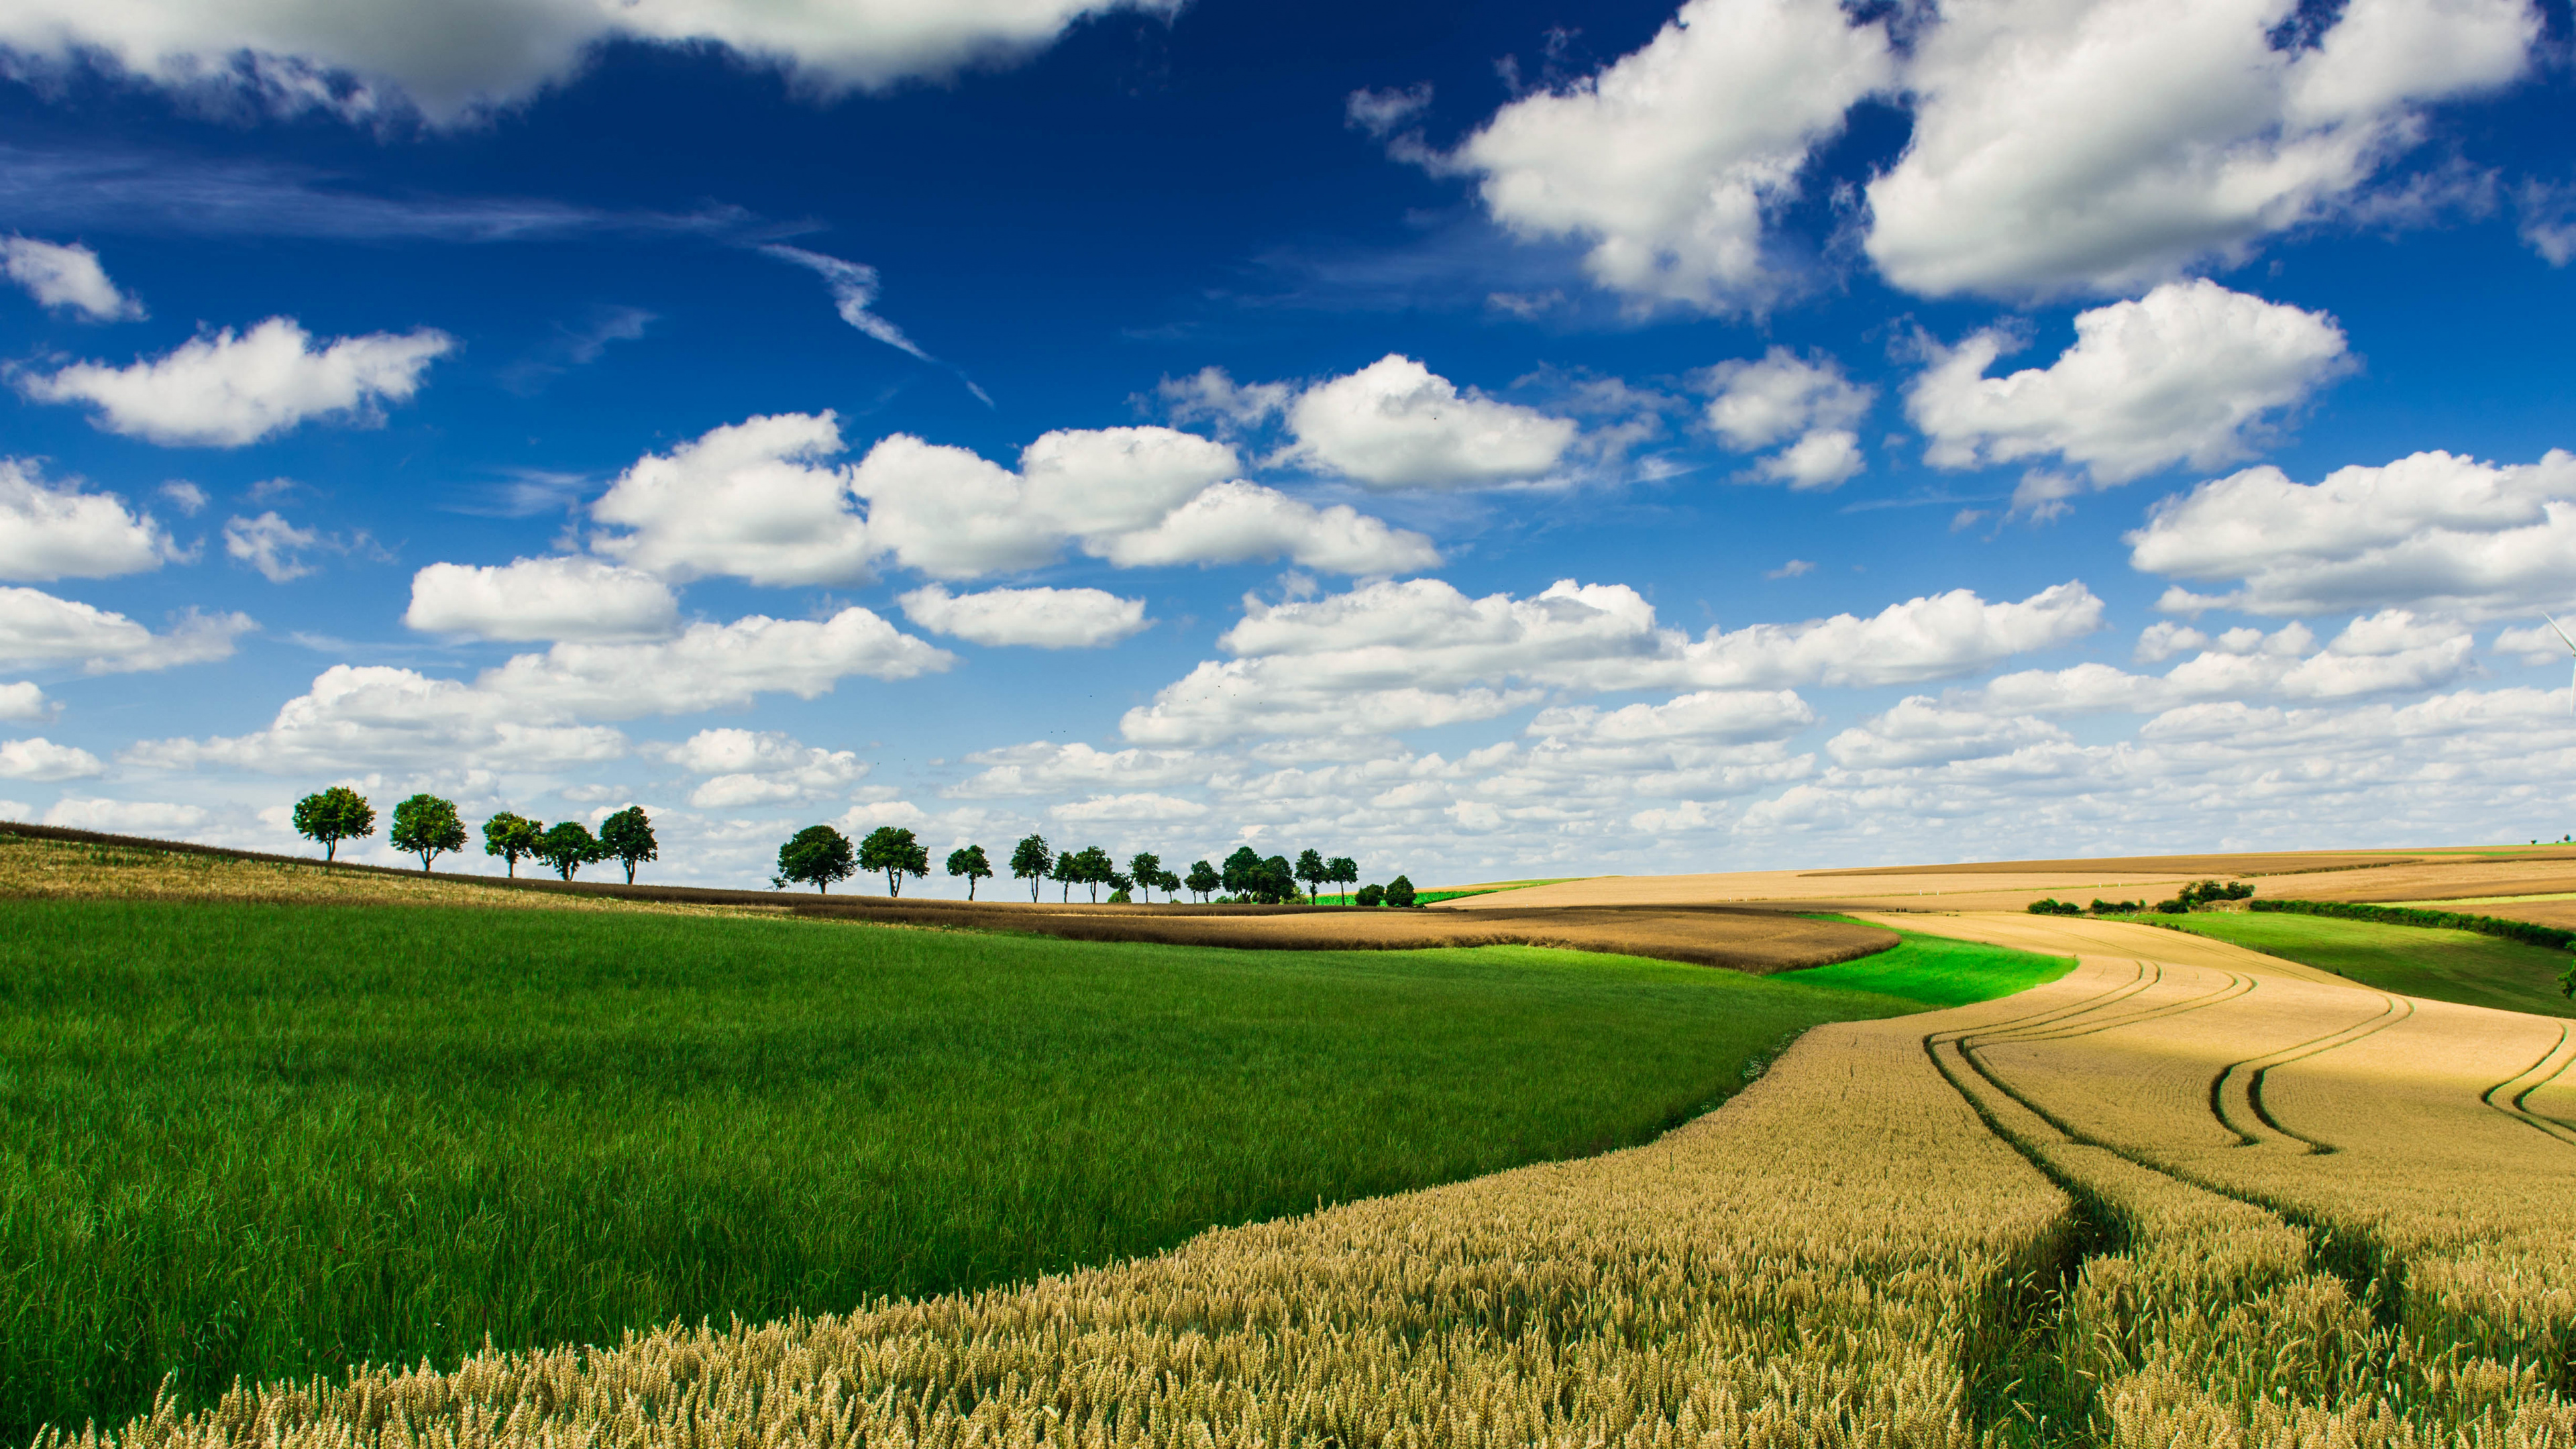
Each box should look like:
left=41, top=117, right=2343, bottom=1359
left=1010, top=834, right=1053, bottom=902
left=947, top=844, right=993, bottom=900
left=482, top=812, right=540, bottom=878
left=290, top=786, right=374, bottom=863
left=1185, top=859, right=1219, bottom=902
left=1127, top=851, right=1162, bottom=903
left=534, top=820, right=604, bottom=881
left=859, top=826, right=930, bottom=898
left=1294, top=849, right=1327, bottom=902
left=388, top=794, right=468, bottom=875
left=1385, top=874, right=1417, bottom=908
left=777, top=825, right=855, bottom=894
left=598, top=806, right=657, bottom=884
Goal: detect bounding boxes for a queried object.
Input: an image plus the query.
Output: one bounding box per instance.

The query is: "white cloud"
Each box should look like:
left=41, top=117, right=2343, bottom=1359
left=0, top=682, right=51, bottom=722
left=0, top=237, right=142, bottom=320
left=947, top=741, right=1207, bottom=798
left=0, top=0, right=1183, bottom=123
left=1699, top=347, right=1872, bottom=490
left=1525, top=690, right=1817, bottom=745
left=657, top=727, right=867, bottom=808
left=17, top=317, right=454, bottom=447
left=1053, top=792, right=1209, bottom=823
left=1865, top=0, right=2538, bottom=298
left=0, top=736, right=104, bottom=780
left=1960, top=611, right=2477, bottom=717
left=759, top=245, right=932, bottom=361
left=125, top=663, right=628, bottom=774
left=1450, top=0, right=1894, bottom=310
left=1284, top=355, right=1578, bottom=489
left=1120, top=576, right=2100, bottom=745
left=405, top=556, right=680, bottom=642
left=1909, top=281, right=2349, bottom=494
left=1826, top=699, right=2071, bottom=770
left=1157, top=366, right=1291, bottom=433
left=221, top=511, right=321, bottom=583
left=897, top=584, right=1148, bottom=649
left=0, top=587, right=253, bottom=673
left=1091, top=480, right=1438, bottom=576
left=476, top=606, right=953, bottom=719
left=158, top=480, right=208, bottom=516
left=0, top=458, right=173, bottom=580
left=2127, top=448, right=2576, bottom=619
left=43, top=796, right=205, bottom=833
left=590, top=411, right=875, bottom=586
left=2135, top=621, right=2208, bottom=664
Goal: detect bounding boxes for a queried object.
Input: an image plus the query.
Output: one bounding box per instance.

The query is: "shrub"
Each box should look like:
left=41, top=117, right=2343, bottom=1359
left=2153, top=898, right=2189, bottom=914
left=1356, top=883, right=1385, bottom=907
left=1385, top=875, right=1417, bottom=908
left=2087, top=899, right=2143, bottom=915
left=2249, top=897, right=2576, bottom=953
left=2025, top=898, right=2084, bottom=916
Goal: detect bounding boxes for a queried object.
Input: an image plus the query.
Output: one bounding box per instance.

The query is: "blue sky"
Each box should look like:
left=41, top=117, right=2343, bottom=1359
left=0, top=0, right=2572, bottom=889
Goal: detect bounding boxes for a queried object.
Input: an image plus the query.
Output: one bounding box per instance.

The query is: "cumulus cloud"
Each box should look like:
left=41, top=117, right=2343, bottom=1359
left=2128, top=449, right=2576, bottom=619
left=1120, top=576, right=2101, bottom=745
left=0, top=735, right=104, bottom=780
left=0, top=587, right=252, bottom=673
left=405, top=556, right=680, bottom=642
left=0, top=0, right=1183, bottom=123
left=125, top=663, right=629, bottom=774
left=221, top=511, right=323, bottom=583
left=1157, top=366, right=1291, bottom=433
left=1909, top=281, right=2349, bottom=500
left=476, top=608, right=951, bottom=720
left=896, top=584, right=1148, bottom=649
left=946, top=741, right=1208, bottom=798
left=1089, top=480, right=1438, bottom=576
left=43, top=796, right=205, bottom=833
left=657, top=727, right=867, bottom=808
left=592, top=412, right=876, bottom=585
left=1865, top=0, right=2538, bottom=298
left=17, top=317, right=454, bottom=447
left=1053, top=792, right=1210, bottom=823
left=1527, top=690, right=1819, bottom=745
left=1449, top=0, right=1894, bottom=310
left=1699, top=347, right=1872, bottom=488
left=0, top=682, right=50, bottom=722
left=1827, top=699, right=2070, bottom=770
left=1, top=237, right=143, bottom=320
left=0, top=458, right=173, bottom=580
left=1284, top=355, right=1578, bottom=488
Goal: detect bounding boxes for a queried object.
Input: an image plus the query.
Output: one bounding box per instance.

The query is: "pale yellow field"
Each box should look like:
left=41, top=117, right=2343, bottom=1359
left=57, top=903, right=2576, bottom=1449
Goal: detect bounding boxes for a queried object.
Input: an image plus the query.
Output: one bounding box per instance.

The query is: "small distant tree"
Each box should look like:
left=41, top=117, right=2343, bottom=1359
left=482, top=811, right=540, bottom=878
left=1327, top=856, right=1358, bottom=900
left=1072, top=845, right=1116, bottom=903
left=947, top=844, right=993, bottom=900
left=598, top=806, right=657, bottom=885
left=1106, top=870, right=1134, bottom=904
left=1220, top=846, right=1265, bottom=899
left=777, top=824, right=855, bottom=894
left=535, top=820, right=604, bottom=881
left=1293, top=849, right=1327, bottom=903
left=388, top=793, right=468, bottom=875
left=1051, top=849, right=1081, bottom=902
left=859, top=825, right=930, bottom=898
left=1010, top=833, right=1053, bottom=902
left=1185, top=859, right=1219, bottom=902
left=1385, top=874, right=1417, bottom=908
left=1153, top=866, right=1183, bottom=900
left=291, top=786, right=374, bottom=863
left=1128, top=851, right=1162, bottom=904
left=1356, top=883, right=1385, bottom=907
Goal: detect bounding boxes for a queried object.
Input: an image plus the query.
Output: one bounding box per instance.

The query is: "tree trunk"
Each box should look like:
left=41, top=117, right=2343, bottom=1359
left=625, top=861, right=637, bottom=884
left=968, top=877, right=977, bottom=901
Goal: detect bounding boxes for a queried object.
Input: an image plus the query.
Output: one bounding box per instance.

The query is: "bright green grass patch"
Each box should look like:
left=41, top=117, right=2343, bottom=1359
left=1, top=899, right=1951, bottom=1442
left=2129, top=911, right=2576, bottom=1018
left=1310, top=879, right=1583, bottom=906
left=1781, top=919, right=2076, bottom=1007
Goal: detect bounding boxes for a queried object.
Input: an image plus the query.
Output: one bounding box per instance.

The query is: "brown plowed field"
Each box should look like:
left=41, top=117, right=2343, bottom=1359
left=791, top=898, right=1900, bottom=971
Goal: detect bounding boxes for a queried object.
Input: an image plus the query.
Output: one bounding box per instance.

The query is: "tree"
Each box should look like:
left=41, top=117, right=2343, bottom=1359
left=1153, top=866, right=1183, bottom=900
left=1385, top=874, right=1417, bottom=908
left=388, top=794, right=467, bottom=875
left=1356, top=883, right=1385, bottom=907
left=291, top=786, right=374, bottom=863
left=535, top=820, right=604, bottom=881
left=482, top=811, right=540, bottom=878
left=947, top=844, right=993, bottom=900
left=1010, top=834, right=1054, bottom=902
left=1294, top=848, right=1327, bottom=903
left=1072, top=845, right=1115, bottom=903
left=1220, top=846, right=1265, bottom=899
left=1327, top=856, right=1358, bottom=900
left=777, top=825, right=855, bottom=894
left=598, top=806, right=657, bottom=884
left=1128, top=851, right=1162, bottom=904
left=1106, top=870, right=1134, bottom=903
left=1261, top=855, right=1295, bottom=904
left=859, top=825, right=929, bottom=898
left=1185, top=859, right=1218, bottom=902
left=1051, top=849, right=1080, bottom=902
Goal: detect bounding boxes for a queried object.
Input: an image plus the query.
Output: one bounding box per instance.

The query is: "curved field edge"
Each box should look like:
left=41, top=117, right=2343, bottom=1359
left=1786, top=916, right=2078, bottom=1006
left=2114, top=908, right=2576, bottom=1018
left=0, top=899, right=2019, bottom=1442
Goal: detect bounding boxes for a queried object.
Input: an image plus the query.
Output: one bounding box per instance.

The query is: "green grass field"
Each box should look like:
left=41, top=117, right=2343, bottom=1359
left=2135, top=911, right=2576, bottom=1017
left=1784, top=922, right=2077, bottom=1006
left=0, top=899, right=2062, bottom=1440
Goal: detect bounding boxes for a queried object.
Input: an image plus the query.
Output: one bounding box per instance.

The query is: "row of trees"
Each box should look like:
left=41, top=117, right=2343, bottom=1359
left=291, top=786, right=657, bottom=882
left=771, top=825, right=1413, bottom=906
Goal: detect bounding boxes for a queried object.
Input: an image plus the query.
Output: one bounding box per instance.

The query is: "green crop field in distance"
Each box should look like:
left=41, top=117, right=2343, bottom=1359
left=0, top=898, right=2029, bottom=1441
left=2131, top=910, right=2576, bottom=1017
left=1780, top=920, right=2075, bottom=1007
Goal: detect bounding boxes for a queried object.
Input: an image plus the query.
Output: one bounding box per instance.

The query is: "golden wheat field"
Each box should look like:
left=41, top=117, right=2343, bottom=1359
left=33, top=904, right=2576, bottom=1449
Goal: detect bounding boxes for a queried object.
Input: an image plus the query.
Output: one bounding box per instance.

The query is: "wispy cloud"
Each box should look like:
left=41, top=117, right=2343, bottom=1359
left=761, top=244, right=994, bottom=406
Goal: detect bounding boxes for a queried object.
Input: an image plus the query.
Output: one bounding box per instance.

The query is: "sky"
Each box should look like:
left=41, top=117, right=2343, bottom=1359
left=0, top=0, right=2573, bottom=891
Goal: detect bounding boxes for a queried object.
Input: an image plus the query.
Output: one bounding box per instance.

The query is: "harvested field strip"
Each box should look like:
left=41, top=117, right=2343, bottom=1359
left=34, top=971, right=2091, bottom=1449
